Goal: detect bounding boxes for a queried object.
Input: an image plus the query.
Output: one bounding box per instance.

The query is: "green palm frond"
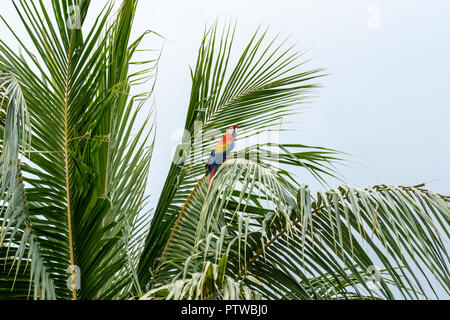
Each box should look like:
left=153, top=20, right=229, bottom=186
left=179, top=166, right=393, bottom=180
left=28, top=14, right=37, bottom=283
left=0, top=0, right=157, bottom=300
left=236, top=185, right=449, bottom=299
left=146, top=149, right=450, bottom=299
left=0, top=69, right=56, bottom=299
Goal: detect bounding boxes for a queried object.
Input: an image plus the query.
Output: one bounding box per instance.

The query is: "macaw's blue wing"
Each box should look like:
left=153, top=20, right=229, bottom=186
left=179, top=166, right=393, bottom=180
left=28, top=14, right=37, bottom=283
left=215, top=142, right=235, bottom=165
left=205, top=151, right=216, bottom=169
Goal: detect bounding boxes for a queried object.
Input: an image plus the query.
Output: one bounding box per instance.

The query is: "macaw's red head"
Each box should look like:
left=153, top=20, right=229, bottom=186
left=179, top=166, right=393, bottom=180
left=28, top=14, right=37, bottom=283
left=228, top=125, right=238, bottom=139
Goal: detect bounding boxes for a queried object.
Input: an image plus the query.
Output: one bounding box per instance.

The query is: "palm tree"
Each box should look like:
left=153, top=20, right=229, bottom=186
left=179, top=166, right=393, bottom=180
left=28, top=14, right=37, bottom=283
left=0, top=0, right=449, bottom=300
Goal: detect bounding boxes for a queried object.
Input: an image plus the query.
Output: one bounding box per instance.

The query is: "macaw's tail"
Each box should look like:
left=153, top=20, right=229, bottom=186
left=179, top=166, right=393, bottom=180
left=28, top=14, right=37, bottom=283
left=208, top=167, right=217, bottom=186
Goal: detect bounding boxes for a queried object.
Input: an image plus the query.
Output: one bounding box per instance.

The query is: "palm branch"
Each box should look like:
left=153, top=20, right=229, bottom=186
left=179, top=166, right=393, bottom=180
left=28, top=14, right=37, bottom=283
left=138, top=22, right=450, bottom=300
left=0, top=0, right=157, bottom=300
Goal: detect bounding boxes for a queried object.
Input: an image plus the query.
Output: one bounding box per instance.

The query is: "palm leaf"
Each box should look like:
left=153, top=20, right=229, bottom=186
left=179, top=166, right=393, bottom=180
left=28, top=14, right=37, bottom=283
left=233, top=184, right=450, bottom=299
left=138, top=23, right=449, bottom=299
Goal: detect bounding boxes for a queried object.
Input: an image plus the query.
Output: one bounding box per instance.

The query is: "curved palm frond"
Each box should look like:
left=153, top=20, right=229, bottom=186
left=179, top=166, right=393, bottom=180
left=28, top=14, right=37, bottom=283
left=0, top=0, right=157, bottom=300
left=137, top=21, right=340, bottom=290
left=1, top=1, right=448, bottom=301
left=141, top=256, right=261, bottom=300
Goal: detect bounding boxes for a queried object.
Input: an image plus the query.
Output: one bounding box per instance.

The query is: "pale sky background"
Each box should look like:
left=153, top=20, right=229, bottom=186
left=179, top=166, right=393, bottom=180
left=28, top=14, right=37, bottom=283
left=1, top=0, right=449, bottom=298
left=134, top=0, right=450, bottom=200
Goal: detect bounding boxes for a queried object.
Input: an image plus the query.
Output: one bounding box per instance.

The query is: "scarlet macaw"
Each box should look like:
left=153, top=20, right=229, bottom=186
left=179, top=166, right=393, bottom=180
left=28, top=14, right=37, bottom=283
left=205, top=125, right=238, bottom=186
